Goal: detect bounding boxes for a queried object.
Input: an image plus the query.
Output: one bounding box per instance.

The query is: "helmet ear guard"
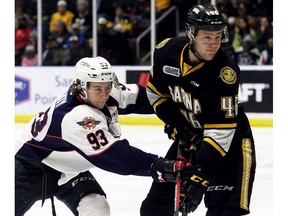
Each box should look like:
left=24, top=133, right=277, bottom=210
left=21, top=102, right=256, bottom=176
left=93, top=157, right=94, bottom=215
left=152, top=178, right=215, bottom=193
left=221, top=26, right=229, bottom=43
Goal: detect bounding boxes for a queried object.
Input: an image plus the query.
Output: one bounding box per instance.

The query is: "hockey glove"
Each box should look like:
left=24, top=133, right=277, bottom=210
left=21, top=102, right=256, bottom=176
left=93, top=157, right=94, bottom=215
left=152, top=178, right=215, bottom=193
left=151, top=156, right=192, bottom=183
left=164, top=120, right=203, bottom=150
left=179, top=166, right=210, bottom=213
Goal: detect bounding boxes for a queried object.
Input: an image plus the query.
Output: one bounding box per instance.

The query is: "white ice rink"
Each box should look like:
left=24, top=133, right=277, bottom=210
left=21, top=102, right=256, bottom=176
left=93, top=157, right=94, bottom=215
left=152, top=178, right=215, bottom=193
left=14, top=124, right=273, bottom=216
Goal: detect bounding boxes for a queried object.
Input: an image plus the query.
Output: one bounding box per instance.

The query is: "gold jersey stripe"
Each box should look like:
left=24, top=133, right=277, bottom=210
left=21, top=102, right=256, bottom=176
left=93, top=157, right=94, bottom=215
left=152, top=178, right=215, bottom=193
left=203, top=137, right=226, bottom=156
left=147, top=82, right=170, bottom=98
left=204, top=123, right=237, bottom=129
left=240, top=138, right=253, bottom=211
left=182, top=62, right=206, bottom=76
left=152, top=98, right=167, bottom=112
left=179, top=44, right=206, bottom=76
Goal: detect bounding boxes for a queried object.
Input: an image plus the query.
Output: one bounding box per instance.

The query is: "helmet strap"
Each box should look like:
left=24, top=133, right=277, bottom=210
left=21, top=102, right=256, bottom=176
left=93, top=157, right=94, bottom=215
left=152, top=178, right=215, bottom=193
left=186, top=28, right=206, bottom=62
left=189, top=43, right=205, bottom=62
left=189, top=35, right=206, bottom=62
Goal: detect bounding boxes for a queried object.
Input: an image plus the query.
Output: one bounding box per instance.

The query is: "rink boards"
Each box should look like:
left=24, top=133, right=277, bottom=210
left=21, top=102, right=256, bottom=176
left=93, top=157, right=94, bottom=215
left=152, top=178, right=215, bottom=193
left=15, top=65, right=273, bottom=127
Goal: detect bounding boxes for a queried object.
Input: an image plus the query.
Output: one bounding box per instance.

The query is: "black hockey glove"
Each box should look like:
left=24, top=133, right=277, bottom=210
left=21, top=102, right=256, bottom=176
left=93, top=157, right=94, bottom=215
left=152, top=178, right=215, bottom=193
left=179, top=166, right=210, bottom=213
left=164, top=119, right=203, bottom=150
left=150, top=156, right=192, bottom=183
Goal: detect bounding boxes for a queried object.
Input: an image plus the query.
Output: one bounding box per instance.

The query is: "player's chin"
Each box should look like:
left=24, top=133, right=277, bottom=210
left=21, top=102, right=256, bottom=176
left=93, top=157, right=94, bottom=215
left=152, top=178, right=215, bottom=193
left=205, top=53, right=216, bottom=61
left=95, top=102, right=106, bottom=109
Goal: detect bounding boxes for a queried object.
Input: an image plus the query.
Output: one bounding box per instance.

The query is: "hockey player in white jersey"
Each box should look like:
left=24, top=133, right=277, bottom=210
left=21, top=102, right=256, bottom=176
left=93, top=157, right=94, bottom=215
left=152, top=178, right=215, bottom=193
left=15, top=56, right=192, bottom=216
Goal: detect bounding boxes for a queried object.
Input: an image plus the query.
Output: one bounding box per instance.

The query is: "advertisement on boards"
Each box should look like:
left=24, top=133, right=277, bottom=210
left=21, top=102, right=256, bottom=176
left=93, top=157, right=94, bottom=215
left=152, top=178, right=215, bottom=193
left=14, top=66, right=127, bottom=115
left=15, top=66, right=272, bottom=116
left=15, top=67, right=74, bottom=115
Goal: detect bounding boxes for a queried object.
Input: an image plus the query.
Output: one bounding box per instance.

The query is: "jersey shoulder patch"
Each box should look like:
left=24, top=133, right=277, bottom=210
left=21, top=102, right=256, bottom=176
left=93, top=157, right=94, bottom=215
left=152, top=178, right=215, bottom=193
left=219, top=67, right=237, bottom=84
left=76, top=116, right=100, bottom=130
left=156, top=38, right=171, bottom=49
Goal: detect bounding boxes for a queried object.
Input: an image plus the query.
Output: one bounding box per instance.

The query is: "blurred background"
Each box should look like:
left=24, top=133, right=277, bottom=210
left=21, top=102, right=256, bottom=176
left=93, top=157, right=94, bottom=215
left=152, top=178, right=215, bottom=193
left=15, top=0, right=273, bottom=66
left=14, top=0, right=273, bottom=126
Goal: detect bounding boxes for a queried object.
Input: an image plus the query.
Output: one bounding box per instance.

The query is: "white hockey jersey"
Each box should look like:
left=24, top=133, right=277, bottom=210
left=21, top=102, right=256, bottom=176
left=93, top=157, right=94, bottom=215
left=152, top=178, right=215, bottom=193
left=15, top=83, right=158, bottom=185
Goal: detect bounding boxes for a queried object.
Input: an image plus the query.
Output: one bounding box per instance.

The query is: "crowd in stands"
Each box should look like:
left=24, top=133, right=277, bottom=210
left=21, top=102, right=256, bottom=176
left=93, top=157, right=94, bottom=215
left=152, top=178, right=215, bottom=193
left=218, top=0, right=273, bottom=65
left=15, top=0, right=273, bottom=66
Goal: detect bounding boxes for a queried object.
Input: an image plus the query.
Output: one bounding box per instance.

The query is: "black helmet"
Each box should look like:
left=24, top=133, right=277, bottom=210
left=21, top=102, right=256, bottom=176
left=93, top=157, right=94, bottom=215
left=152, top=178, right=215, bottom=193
left=185, top=4, right=228, bottom=42
left=186, top=4, right=225, bottom=31
left=185, top=4, right=228, bottom=62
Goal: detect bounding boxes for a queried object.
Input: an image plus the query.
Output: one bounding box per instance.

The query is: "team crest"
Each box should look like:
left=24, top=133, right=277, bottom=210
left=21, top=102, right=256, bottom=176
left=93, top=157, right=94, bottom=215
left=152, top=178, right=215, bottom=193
left=156, top=38, right=171, bottom=49
left=219, top=67, right=237, bottom=84
left=77, top=117, right=100, bottom=130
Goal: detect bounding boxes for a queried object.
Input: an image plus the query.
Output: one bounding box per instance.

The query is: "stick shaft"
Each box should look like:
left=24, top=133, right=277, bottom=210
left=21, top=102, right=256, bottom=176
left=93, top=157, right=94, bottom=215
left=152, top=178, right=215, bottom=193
left=174, top=141, right=182, bottom=216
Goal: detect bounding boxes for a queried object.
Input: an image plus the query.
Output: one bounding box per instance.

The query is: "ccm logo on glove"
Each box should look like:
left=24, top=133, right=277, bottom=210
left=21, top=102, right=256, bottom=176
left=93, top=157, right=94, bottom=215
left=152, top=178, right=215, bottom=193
left=190, top=174, right=209, bottom=187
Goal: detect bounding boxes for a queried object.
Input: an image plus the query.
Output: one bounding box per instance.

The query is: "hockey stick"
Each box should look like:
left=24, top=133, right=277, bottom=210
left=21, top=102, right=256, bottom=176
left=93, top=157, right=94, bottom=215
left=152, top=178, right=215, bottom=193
left=174, top=142, right=196, bottom=216
left=179, top=149, right=194, bottom=216
left=174, top=140, right=182, bottom=216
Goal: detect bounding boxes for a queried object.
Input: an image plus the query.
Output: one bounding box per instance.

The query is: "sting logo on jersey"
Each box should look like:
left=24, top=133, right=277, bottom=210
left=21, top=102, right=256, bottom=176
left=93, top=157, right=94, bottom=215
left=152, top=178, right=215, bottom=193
left=163, top=65, right=180, bottom=77
left=219, top=67, right=237, bottom=84
left=77, top=117, right=100, bottom=130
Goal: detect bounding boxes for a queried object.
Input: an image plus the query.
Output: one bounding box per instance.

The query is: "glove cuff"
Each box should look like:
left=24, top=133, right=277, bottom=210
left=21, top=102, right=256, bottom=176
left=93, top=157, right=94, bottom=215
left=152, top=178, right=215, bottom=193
left=150, top=158, right=180, bottom=183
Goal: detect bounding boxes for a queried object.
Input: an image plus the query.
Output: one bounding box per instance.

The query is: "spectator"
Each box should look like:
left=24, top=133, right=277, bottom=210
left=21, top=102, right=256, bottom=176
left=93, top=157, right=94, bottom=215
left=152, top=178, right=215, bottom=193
left=15, top=0, right=273, bottom=66
left=71, top=0, right=93, bottom=38
left=256, top=15, right=273, bottom=51
left=42, top=0, right=61, bottom=17
left=50, top=20, right=71, bottom=48
left=247, top=15, right=258, bottom=41
left=42, top=35, right=60, bottom=65
left=42, top=35, right=70, bottom=66
left=235, top=34, right=260, bottom=65
left=66, top=35, right=90, bottom=65
left=128, top=1, right=151, bottom=38
left=95, top=13, right=133, bottom=65
left=156, top=0, right=171, bottom=17
left=15, top=15, right=32, bottom=66
left=112, top=5, right=133, bottom=37
left=129, top=0, right=150, bottom=20
left=257, top=36, right=273, bottom=65
left=15, top=0, right=33, bottom=29
left=134, top=0, right=174, bottom=43
left=21, top=45, right=38, bottom=66
left=41, top=15, right=52, bottom=41
left=84, top=37, right=93, bottom=57
left=217, top=0, right=237, bottom=17
left=236, top=3, right=248, bottom=19
left=28, top=30, right=37, bottom=48
left=18, top=0, right=38, bottom=29
left=97, top=0, right=116, bottom=19
left=109, top=33, right=134, bottom=65
left=49, top=0, right=74, bottom=33
left=96, top=15, right=114, bottom=62
left=67, top=22, right=87, bottom=48
left=232, top=17, right=257, bottom=52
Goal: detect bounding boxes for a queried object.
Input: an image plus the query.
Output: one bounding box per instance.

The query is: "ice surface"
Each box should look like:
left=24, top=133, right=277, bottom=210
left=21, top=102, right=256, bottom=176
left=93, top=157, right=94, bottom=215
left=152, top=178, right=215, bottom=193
left=14, top=124, right=272, bottom=216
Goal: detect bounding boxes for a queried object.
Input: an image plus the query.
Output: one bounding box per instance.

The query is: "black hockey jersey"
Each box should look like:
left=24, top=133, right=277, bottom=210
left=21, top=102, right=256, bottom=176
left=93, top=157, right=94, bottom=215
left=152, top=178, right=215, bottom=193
left=147, top=36, right=253, bottom=169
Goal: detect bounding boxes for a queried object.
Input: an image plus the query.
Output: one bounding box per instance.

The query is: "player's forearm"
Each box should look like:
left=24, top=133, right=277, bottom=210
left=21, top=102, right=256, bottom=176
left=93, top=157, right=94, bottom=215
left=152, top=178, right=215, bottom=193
left=90, top=139, right=158, bottom=176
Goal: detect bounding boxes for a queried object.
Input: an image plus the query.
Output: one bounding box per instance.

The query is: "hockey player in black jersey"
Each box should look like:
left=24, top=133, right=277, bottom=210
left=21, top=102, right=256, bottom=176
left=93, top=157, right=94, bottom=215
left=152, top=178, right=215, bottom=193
left=141, top=4, right=256, bottom=216
left=15, top=56, right=194, bottom=216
